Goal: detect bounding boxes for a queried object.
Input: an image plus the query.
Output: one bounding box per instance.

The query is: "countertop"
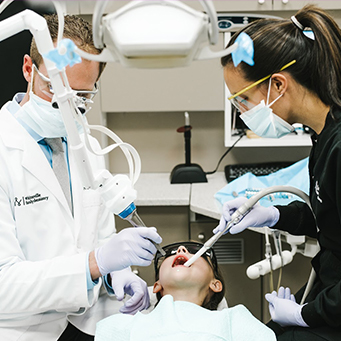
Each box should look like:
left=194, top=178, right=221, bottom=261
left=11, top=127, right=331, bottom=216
left=134, top=172, right=264, bottom=234
left=134, top=172, right=226, bottom=219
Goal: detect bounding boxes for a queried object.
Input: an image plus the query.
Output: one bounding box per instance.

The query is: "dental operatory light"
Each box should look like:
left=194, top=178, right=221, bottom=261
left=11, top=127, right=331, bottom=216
left=91, top=0, right=218, bottom=68
left=73, top=0, right=251, bottom=69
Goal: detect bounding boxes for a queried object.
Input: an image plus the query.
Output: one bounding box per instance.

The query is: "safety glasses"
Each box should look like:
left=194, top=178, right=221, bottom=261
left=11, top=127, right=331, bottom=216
left=154, top=241, right=218, bottom=274
left=32, top=64, right=98, bottom=111
left=227, top=60, right=296, bottom=113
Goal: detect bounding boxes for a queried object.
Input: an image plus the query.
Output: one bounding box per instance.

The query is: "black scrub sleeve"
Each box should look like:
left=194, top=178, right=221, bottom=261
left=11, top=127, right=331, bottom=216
left=301, top=251, right=341, bottom=328
left=273, top=201, right=318, bottom=239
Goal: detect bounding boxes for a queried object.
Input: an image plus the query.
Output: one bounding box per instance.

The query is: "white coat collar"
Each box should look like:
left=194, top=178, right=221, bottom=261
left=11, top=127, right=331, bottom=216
left=0, top=106, right=74, bottom=220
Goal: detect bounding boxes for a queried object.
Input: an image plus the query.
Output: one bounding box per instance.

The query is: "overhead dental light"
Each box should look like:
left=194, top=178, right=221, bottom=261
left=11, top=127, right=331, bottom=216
left=80, top=0, right=235, bottom=68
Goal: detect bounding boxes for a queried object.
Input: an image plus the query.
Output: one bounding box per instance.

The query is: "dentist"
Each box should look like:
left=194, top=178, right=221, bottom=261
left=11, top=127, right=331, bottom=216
left=217, top=5, right=341, bottom=341
left=0, top=14, right=161, bottom=341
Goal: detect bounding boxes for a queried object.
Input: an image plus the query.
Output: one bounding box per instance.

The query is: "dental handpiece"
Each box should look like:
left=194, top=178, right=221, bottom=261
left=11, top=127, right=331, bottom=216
left=124, top=209, right=166, bottom=256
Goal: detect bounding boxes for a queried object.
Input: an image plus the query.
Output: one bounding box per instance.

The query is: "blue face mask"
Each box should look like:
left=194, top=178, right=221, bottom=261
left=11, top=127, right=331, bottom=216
left=239, top=80, right=294, bottom=139
left=14, top=67, right=84, bottom=138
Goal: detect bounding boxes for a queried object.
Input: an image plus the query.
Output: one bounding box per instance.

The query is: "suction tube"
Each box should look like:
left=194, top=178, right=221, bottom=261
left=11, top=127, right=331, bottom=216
left=184, top=185, right=311, bottom=267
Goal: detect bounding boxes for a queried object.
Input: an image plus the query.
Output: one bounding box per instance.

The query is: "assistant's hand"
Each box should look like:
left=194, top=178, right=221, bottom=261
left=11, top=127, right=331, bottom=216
left=265, top=286, right=309, bottom=327
left=213, top=197, right=279, bottom=235
left=110, top=268, right=150, bottom=315
left=95, top=227, right=162, bottom=276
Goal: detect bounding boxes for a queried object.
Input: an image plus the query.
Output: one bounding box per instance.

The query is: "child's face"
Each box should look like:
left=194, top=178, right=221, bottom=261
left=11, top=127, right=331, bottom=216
left=153, top=245, right=221, bottom=297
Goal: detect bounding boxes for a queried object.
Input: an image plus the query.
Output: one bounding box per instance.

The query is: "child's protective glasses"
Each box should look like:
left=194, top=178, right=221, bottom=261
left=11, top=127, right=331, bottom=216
left=154, top=241, right=218, bottom=274
left=228, top=60, right=296, bottom=112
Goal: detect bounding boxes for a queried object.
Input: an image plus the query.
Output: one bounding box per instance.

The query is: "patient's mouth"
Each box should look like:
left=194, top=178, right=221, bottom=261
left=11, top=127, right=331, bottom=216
left=172, top=255, right=189, bottom=267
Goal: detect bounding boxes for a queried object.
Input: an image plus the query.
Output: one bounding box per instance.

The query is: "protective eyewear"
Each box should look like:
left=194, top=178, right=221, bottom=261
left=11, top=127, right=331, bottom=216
left=32, top=64, right=98, bottom=111
left=227, top=60, right=296, bottom=112
left=154, top=241, right=218, bottom=274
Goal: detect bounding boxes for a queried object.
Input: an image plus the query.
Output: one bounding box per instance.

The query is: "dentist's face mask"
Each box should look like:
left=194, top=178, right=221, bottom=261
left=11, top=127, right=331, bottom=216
left=15, top=65, right=89, bottom=138
left=238, top=78, right=294, bottom=139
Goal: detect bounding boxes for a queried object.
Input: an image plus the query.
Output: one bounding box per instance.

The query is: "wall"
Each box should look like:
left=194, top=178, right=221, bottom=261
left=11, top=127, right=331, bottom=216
left=105, top=111, right=311, bottom=174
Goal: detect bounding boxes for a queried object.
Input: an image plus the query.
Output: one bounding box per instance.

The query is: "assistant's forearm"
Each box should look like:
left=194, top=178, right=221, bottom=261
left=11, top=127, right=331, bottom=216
left=274, top=201, right=317, bottom=238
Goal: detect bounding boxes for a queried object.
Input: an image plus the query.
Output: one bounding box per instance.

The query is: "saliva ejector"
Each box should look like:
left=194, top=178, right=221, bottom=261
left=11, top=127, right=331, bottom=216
left=184, top=185, right=311, bottom=267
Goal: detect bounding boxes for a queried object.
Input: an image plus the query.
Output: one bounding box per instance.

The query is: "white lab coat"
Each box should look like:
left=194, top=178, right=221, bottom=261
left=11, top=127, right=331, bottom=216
left=0, top=104, right=123, bottom=340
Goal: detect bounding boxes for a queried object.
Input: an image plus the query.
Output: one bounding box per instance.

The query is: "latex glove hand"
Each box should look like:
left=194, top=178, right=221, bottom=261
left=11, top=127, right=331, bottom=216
left=95, top=227, right=162, bottom=276
left=265, top=286, right=309, bottom=327
left=110, top=268, right=150, bottom=315
left=213, top=197, right=279, bottom=235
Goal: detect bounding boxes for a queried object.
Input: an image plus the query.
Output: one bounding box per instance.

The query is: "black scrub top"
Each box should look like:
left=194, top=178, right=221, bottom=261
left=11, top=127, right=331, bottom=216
left=274, top=109, right=341, bottom=329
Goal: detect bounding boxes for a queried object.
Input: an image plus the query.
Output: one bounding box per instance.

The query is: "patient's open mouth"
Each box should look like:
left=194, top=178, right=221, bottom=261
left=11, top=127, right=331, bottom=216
left=172, top=255, right=189, bottom=267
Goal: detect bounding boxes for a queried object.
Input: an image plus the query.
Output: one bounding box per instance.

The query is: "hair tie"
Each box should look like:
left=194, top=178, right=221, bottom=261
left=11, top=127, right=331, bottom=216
left=291, top=16, right=315, bottom=40
left=291, top=16, right=304, bottom=30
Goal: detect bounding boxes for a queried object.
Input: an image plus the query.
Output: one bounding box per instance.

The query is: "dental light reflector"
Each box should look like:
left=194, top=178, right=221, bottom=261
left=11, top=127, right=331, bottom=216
left=93, top=0, right=227, bottom=68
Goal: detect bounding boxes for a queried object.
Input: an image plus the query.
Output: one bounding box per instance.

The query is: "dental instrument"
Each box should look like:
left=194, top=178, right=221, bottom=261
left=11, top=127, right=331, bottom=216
left=264, top=227, right=274, bottom=292
left=121, top=203, right=166, bottom=256
left=272, top=229, right=284, bottom=290
left=247, top=251, right=293, bottom=280
left=184, top=185, right=311, bottom=268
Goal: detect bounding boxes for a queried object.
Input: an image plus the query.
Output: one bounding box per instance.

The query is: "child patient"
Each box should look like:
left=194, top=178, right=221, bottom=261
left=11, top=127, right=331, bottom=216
left=95, top=241, right=275, bottom=341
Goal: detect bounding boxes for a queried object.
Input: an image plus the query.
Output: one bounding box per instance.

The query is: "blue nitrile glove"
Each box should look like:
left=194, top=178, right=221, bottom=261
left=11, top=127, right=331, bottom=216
left=110, top=268, right=150, bottom=314
left=265, top=286, right=309, bottom=327
left=213, top=197, right=279, bottom=235
left=95, top=227, right=162, bottom=276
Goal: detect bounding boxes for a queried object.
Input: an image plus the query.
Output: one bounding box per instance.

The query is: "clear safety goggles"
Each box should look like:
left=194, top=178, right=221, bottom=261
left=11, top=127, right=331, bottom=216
left=32, top=64, right=98, bottom=112
left=228, top=60, right=297, bottom=113
left=154, top=241, right=218, bottom=275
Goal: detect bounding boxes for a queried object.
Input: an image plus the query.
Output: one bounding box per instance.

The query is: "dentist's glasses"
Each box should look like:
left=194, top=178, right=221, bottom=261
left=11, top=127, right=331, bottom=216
left=154, top=241, right=218, bottom=275
left=32, top=64, right=98, bottom=113
left=227, top=60, right=297, bottom=113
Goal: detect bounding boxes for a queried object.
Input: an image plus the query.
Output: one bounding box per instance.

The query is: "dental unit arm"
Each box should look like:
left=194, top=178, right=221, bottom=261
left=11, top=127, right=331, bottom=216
left=0, top=5, right=168, bottom=254
left=184, top=185, right=312, bottom=267
left=0, top=0, right=254, bottom=257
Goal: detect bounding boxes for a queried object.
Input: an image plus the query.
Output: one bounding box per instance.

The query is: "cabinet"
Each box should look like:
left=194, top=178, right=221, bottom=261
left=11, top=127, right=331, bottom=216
left=71, top=1, right=341, bottom=15
left=66, top=0, right=341, bottom=16
left=75, top=1, right=274, bottom=15
left=273, top=0, right=341, bottom=11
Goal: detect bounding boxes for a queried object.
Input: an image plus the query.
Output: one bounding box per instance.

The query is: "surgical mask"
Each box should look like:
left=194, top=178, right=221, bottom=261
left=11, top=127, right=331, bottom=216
left=14, top=67, right=84, bottom=138
left=239, top=80, right=294, bottom=139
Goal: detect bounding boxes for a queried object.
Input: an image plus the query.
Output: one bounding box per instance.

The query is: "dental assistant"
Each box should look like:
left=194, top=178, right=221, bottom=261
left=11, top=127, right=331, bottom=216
left=216, top=5, right=341, bottom=341
left=0, top=14, right=161, bottom=341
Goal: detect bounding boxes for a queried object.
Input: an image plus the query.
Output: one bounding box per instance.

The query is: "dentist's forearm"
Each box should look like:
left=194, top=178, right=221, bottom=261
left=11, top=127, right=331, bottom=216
left=89, top=251, right=101, bottom=280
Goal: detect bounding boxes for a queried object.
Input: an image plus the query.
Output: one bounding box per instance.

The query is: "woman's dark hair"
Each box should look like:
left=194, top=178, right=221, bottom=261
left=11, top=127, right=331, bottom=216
left=221, top=5, right=341, bottom=110
left=154, top=246, right=226, bottom=311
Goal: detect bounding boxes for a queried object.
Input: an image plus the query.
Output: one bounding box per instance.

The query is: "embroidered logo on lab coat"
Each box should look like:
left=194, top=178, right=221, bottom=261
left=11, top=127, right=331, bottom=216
left=14, top=193, right=49, bottom=206
left=315, top=181, right=322, bottom=203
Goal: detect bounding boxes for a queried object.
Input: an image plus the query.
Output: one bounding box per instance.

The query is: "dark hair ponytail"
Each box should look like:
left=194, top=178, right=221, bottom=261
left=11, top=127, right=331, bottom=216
left=221, top=5, right=341, bottom=110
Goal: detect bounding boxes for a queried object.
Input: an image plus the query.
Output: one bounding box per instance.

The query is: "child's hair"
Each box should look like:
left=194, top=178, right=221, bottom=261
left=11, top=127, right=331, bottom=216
left=154, top=244, right=226, bottom=311
left=221, top=4, right=341, bottom=111
left=30, top=14, right=106, bottom=79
